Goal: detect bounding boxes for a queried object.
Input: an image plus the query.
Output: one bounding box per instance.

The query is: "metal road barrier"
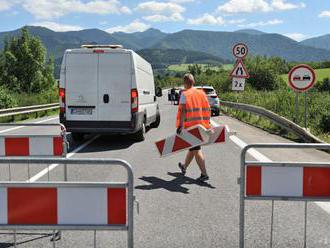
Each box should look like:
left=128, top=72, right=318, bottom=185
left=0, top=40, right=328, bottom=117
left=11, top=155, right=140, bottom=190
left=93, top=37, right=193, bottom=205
left=220, top=100, right=325, bottom=143
left=0, top=123, right=68, bottom=179
left=239, top=143, right=330, bottom=248
left=0, top=103, right=59, bottom=119
left=0, top=157, right=134, bottom=248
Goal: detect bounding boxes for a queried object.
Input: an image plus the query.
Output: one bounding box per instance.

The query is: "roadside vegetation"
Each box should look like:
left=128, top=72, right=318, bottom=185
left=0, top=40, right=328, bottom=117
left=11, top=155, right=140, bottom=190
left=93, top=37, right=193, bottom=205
left=0, top=27, right=57, bottom=109
left=156, top=56, right=330, bottom=142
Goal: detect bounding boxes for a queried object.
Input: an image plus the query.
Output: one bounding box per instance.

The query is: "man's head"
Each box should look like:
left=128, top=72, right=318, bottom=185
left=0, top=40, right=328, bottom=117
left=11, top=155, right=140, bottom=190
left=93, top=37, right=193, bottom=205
left=183, top=73, right=195, bottom=89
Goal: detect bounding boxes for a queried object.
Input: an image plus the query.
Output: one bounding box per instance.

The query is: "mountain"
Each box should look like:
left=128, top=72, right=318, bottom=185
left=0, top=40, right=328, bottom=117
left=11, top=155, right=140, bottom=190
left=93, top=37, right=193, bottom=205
left=1, top=26, right=330, bottom=78
left=300, top=34, right=330, bottom=51
left=234, top=29, right=265, bottom=35
left=152, top=29, right=330, bottom=62
left=137, top=48, right=227, bottom=69
left=112, top=28, right=167, bottom=50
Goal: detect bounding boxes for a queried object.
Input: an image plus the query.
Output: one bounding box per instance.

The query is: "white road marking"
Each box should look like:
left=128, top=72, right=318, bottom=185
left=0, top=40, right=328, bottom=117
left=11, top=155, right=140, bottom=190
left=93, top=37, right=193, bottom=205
left=28, top=135, right=99, bottom=182
left=0, top=116, right=59, bottom=134
left=212, top=118, right=330, bottom=215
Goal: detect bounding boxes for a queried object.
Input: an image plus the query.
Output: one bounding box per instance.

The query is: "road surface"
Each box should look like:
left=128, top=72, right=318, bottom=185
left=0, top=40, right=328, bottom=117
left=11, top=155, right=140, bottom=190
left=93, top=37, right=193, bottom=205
left=0, top=94, right=329, bottom=248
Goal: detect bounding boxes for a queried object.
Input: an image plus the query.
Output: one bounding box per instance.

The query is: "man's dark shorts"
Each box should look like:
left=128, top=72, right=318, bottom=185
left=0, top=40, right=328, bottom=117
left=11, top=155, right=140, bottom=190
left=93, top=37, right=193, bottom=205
left=189, top=146, right=201, bottom=151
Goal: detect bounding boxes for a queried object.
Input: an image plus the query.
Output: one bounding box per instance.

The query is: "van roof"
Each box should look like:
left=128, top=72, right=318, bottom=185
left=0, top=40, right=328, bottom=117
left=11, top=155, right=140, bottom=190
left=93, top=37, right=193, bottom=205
left=81, top=44, right=123, bottom=49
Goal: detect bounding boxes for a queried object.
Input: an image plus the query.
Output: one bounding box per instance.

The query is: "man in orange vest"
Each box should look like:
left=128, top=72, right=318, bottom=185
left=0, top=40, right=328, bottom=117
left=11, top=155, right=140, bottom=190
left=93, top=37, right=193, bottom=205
left=176, top=73, right=211, bottom=182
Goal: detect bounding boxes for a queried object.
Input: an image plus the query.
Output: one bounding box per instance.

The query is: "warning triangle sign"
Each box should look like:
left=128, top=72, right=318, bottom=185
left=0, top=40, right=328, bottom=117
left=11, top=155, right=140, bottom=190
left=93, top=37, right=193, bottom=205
left=230, top=60, right=250, bottom=79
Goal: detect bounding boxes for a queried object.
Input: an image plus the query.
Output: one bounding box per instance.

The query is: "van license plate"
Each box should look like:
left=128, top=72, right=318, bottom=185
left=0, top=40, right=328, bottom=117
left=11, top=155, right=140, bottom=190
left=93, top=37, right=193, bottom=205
left=71, top=108, right=92, bottom=115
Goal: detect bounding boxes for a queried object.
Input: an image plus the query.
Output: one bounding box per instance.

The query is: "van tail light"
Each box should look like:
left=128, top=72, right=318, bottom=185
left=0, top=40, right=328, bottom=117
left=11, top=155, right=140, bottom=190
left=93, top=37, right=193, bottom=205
left=59, top=88, right=66, bottom=113
left=131, top=89, right=138, bottom=113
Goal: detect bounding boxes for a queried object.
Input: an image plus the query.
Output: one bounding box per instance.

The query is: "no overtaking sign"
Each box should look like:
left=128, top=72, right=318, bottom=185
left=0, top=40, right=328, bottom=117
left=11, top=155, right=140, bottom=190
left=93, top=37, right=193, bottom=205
left=288, top=64, right=316, bottom=92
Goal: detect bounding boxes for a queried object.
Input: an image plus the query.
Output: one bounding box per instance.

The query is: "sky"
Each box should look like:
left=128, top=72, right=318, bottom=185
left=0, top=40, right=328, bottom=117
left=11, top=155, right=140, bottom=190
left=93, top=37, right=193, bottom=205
left=0, top=0, right=329, bottom=41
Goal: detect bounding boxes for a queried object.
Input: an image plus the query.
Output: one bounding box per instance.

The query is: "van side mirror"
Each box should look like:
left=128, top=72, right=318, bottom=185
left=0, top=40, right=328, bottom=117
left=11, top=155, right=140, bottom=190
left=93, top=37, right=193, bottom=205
left=156, top=87, right=163, bottom=97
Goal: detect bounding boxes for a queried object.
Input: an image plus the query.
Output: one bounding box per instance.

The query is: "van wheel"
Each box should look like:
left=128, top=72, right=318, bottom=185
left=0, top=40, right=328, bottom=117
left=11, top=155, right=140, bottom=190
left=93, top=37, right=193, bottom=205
left=150, top=111, right=161, bottom=128
left=133, top=122, right=146, bottom=142
left=71, top=132, right=84, bottom=142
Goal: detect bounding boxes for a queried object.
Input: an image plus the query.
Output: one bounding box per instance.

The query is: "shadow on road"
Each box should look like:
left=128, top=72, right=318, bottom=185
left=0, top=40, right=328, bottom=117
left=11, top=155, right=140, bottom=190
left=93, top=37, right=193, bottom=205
left=73, top=134, right=135, bottom=153
left=135, top=172, right=216, bottom=194
left=0, top=232, right=53, bottom=248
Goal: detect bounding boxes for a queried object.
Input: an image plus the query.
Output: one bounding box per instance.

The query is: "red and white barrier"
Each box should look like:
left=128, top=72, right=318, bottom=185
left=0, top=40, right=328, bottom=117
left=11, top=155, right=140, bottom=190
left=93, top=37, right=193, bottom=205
left=0, top=136, right=64, bottom=157
left=0, top=187, right=126, bottom=225
left=246, top=165, right=330, bottom=197
left=155, top=125, right=227, bottom=157
left=155, top=125, right=210, bottom=157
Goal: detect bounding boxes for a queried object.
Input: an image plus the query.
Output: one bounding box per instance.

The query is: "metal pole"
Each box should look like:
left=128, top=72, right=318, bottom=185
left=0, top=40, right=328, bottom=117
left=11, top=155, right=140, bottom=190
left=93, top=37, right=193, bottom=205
left=239, top=147, right=248, bottom=248
left=94, top=230, right=97, bottom=248
left=304, top=92, right=308, bottom=128
left=304, top=201, right=308, bottom=248
left=270, top=200, right=274, bottom=248
left=13, top=230, right=17, bottom=248
left=294, top=93, right=299, bottom=124
left=128, top=166, right=134, bottom=248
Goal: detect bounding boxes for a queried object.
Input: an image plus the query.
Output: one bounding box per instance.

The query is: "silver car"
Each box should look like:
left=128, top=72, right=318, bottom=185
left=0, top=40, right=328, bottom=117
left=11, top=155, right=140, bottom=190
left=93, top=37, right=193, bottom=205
left=195, top=86, right=220, bottom=116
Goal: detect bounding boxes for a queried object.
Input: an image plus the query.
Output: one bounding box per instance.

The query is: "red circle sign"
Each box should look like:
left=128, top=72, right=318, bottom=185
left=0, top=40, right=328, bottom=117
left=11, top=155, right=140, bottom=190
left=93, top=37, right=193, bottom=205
left=288, top=64, right=316, bottom=92
left=232, top=43, right=248, bottom=59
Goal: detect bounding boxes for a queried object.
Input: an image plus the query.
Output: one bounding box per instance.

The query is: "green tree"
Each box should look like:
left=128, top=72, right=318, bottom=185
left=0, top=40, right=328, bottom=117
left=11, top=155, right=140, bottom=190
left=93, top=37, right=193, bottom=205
left=0, top=27, right=55, bottom=93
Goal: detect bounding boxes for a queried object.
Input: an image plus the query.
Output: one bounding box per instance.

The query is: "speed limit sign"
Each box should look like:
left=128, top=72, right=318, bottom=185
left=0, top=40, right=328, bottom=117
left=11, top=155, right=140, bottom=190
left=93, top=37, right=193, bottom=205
left=233, top=43, right=248, bottom=59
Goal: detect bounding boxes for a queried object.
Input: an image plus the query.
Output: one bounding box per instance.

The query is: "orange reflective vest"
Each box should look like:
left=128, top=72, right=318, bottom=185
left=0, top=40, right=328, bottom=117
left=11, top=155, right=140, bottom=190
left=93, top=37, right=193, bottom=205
left=176, top=88, right=211, bottom=129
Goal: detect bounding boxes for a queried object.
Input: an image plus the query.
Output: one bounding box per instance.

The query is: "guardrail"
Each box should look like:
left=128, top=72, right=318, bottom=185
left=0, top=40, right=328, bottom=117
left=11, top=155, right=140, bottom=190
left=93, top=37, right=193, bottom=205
left=220, top=100, right=324, bottom=143
left=0, top=103, right=59, bottom=119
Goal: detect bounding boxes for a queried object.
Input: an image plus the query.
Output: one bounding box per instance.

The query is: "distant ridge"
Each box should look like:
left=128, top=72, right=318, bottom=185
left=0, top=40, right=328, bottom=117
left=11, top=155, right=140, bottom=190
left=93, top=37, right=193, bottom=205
left=1, top=26, right=330, bottom=77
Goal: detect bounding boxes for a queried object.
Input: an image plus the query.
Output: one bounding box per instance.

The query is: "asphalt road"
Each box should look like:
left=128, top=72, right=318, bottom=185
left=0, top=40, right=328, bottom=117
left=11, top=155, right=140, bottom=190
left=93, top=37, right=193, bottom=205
left=0, top=94, right=329, bottom=248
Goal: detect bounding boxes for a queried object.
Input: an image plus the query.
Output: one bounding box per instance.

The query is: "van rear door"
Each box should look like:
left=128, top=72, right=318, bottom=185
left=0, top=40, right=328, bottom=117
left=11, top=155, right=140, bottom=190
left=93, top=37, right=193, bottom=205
left=65, top=52, right=98, bottom=121
left=98, top=52, right=132, bottom=121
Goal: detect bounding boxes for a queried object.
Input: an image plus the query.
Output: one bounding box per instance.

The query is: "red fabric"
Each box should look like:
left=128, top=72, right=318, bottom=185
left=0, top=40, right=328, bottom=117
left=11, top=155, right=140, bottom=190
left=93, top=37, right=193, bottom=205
left=108, top=188, right=126, bottom=225
left=303, top=167, right=330, bottom=197
left=5, top=138, right=29, bottom=156
left=246, top=166, right=262, bottom=196
left=8, top=188, right=57, bottom=225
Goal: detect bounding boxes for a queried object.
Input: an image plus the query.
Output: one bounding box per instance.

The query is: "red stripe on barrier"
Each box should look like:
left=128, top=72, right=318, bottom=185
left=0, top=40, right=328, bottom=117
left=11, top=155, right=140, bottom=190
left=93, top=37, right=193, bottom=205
left=172, top=136, right=191, bottom=152
left=246, top=166, right=262, bottom=196
left=5, top=138, right=29, bottom=156
left=155, top=140, right=165, bottom=155
left=108, top=188, right=126, bottom=225
left=53, top=137, right=63, bottom=156
left=303, top=167, right=330, bottom=197
left=214, top=128, right=225, bottom=143
left=188, top=128, right=203, bottom=142
left=8, top=188, right=57, bottom=225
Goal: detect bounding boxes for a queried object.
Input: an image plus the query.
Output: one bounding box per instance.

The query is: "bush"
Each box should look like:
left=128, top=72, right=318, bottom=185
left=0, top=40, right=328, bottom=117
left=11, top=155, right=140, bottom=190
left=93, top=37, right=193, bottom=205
left=320, top=112, right=330, bottom=133
left=0, top=86, right=17, bottom=108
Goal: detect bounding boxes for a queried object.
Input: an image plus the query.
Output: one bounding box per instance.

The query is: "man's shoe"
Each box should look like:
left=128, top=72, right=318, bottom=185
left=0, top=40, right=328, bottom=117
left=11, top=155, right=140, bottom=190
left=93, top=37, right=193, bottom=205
left=178, top=162, right=186, bottom=175
left=197, top=174, right=209, bottom=182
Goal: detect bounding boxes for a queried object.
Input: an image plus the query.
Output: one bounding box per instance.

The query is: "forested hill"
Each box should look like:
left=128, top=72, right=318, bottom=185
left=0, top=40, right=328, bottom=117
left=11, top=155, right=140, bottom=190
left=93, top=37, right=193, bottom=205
left=137, top=49, right=228, bottom=69
left=1, top=26, right=330, bottom=77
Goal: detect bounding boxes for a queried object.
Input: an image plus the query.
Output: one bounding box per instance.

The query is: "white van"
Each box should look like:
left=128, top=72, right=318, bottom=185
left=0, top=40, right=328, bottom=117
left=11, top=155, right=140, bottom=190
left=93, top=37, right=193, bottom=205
left=59, top=45, right=162, bottom=141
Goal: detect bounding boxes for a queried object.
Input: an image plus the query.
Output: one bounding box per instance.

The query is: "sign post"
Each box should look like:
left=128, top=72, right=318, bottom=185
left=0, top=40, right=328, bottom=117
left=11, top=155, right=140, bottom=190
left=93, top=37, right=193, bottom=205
left=231, top=43, right=249, bottom=91
left=288, top=64, right=316, bottom=127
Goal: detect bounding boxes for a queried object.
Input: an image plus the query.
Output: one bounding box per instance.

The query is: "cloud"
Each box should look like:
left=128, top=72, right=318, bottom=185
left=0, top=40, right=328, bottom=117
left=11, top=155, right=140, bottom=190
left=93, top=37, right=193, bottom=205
left=31, top=21, right=84, bottom=32
left=218, top=0, right=272, bottom=13
left=22, top=0, right=131, bottom=20
left=238, top=19, right=283, bottom=28
left=105, top=20, right=150, bottom=33
left=136, top=1, right=185, bottom=15
left=271, top=0, right=305, bottom=10
left=168, top=0, right=194, bottom=3
left=217, top=0, right=305, bottom=14
left=0, top=0, right=20, bottom=11
left=187, top=14, right=225, bottom=25
left=319, top=11, right=330, bottom=18
left=143, top=13, right=184, bottom=22
left=284, top=33, right=307, bottom=41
